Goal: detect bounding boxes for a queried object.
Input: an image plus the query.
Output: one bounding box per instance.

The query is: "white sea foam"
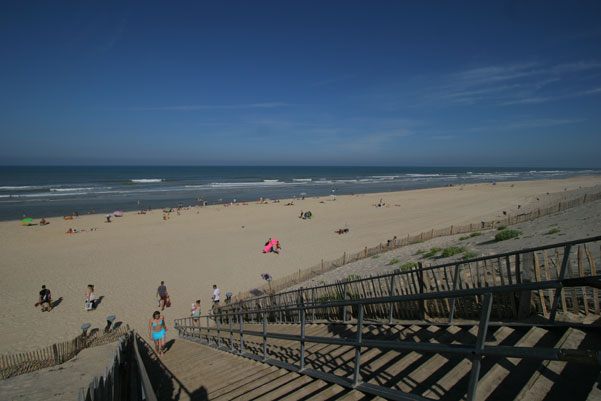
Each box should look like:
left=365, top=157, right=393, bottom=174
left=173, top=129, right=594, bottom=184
left=406, top=174, right=441, bottom=177
left=293, top=178, right=312, bottom=182
left=50, top=187, right=97, bottom=192
left=210, top=181, right=287, bottom=188
left=130, top=179, right=164, bottom=183
left=0, top=185, right=46, bottom=190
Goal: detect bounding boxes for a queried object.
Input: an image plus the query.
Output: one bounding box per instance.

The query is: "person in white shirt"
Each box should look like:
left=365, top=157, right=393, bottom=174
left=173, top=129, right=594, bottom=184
left=212, top=284, right=220, bottom=312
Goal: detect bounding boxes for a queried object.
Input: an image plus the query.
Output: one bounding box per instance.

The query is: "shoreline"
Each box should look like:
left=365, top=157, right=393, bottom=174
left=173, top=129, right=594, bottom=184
left=2, top=175, right=601, bottom=354
left=7, top=174, right=601, bottom=225
left=2, top=168, right=600, bottom=222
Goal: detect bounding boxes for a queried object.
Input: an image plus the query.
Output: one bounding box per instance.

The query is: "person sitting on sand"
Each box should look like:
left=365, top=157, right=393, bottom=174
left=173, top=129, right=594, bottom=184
left=336, top=228, right=350, bottom=234
left=38, top=285, right=52, bottom=312
left=148, top=311, right=167, bottom=357
left=40, top=218, right=48, bottom=225
left=85, top=284, right=96, bottom=311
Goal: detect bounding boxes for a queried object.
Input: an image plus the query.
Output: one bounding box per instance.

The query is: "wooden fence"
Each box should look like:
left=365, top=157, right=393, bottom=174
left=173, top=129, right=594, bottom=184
left=235, top=191, right=601, bottom=301
left=222, top=237, right=601, bottom=322
left=0, top=324, right=129, bottom=379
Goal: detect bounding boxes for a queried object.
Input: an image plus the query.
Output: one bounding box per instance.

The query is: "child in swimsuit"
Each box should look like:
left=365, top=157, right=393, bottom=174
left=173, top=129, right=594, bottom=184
left=148, top=311, right=167, bottom=356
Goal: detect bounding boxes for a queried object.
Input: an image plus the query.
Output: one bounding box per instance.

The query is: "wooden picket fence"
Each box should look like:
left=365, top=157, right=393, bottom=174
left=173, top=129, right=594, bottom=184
left=235, top=191, right=601, bottom=301
left=0, top=324, right=129, bottom=379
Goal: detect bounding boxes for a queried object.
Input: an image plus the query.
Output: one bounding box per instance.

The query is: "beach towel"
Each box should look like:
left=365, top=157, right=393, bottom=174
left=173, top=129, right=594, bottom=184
left=263, top=238, right=277, bottom=253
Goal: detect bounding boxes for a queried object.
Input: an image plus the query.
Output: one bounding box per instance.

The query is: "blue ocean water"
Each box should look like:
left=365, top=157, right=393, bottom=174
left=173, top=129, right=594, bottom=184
left=0, top=166, right=599, bottom=221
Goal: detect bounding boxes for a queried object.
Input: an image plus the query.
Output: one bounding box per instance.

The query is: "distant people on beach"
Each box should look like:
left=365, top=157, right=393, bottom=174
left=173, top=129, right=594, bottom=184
left=300, top=211, right=312, bottom=219
left=85, top=284, right=96, bottom=311
left=212, top=284, right=220, bottom=312
left=40, top=218, right=49, bottom=225
left=38, top=285, right=52, bottom=312
left=157, top=281, right=168, bottom=311
left=387, top=236, right=397, bottom=247
left=148, top=311, right=167, bottom=357
left=336, top=228, right=350, bottom=234
left=106, top=214, right=111, bottom=223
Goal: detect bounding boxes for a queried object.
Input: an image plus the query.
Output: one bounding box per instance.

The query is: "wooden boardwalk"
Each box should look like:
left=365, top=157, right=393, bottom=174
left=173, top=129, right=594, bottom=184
left=142, top=322, right=601, bottom=400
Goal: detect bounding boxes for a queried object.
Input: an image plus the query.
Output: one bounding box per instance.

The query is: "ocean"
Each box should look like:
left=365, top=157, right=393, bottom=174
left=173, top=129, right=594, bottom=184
left=0, top=166, right=599, bottom=221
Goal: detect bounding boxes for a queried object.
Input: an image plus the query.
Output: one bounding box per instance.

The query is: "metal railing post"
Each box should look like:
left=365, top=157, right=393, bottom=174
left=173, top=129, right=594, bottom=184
left=300, top=308, right=306, bottom=370
left=239, top=308, right=244, bottom=354
left=388, top=275, right=395, bottom=323
left=216, top=312, right=221, bottom=348
left=229, top=313, right=234, bottom=352
left=466, top=293, right=493, bottom=401
left=342, top=282, right=348, bottom=322
left=449, top=263, right=461, bottom=324
left=206, top=315, right=211, bottom=344
left=311, top=288, right=316, bottom=322
left=263, top=299, right=268, bottom=361
left=550, top=245, right=572, bottom=323
left=352, top=303, right=364, bottom=386
left=279, top=294, right=283, bottom=323
left=297, top=289, right=302, bottom=323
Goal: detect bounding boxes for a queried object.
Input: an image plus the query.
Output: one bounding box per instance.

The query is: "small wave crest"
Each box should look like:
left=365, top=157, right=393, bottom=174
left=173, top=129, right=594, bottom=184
left=130, top=179, right=164, bottom=183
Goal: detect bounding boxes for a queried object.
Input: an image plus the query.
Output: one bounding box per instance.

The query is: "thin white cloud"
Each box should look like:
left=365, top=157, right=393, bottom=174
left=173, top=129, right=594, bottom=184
left=128, top=102, right=286, bottom=111
left=425, top=61, right=601, bottom=107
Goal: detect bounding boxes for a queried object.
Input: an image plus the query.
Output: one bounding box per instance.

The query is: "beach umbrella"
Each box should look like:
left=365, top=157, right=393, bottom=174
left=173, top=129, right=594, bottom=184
left=113, top=211, right=123, bottom=217
left=21, top=218, right=33, bottom=225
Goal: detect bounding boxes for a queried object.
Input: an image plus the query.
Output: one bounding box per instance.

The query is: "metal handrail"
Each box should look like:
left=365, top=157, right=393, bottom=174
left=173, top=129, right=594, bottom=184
left=222, top=235, right=601, bottom=312
left=175, top=277, right=601, bottom=401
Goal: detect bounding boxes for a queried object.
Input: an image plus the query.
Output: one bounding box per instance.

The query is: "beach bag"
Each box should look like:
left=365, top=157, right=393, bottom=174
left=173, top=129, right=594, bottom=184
left=166, top=296, right=171, bottom=308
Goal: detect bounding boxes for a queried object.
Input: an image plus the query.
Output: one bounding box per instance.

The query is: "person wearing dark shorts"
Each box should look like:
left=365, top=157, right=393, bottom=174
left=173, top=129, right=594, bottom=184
left=212, top=284, right=220, bottom=312
left=156, top=281, right=168, bottom=311
left=39, top=285, right=52, bottom=312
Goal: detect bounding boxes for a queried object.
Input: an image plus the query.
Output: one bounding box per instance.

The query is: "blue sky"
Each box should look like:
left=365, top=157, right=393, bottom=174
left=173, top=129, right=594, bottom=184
left=1, top=1, right=600, bottom=167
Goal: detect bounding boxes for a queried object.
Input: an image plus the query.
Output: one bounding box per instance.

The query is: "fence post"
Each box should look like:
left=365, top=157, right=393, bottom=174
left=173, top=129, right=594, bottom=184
left=449, top=264, right=461, bottom=324
left=518, top=252, right=535, bottom=319
left=550, top=245, right=572, bottom=323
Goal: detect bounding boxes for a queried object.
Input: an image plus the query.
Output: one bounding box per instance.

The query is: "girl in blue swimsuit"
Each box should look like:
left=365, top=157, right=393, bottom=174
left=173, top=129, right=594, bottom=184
left=148, top=311, right=167, bottom=357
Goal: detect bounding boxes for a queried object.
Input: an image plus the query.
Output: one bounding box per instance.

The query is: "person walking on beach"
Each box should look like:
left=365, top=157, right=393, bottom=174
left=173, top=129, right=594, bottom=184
left=38, top=285, right=52, bottom=312
left=212, top=284, right=220, bottom=312
left=148, top=311, right=167, bottom=357
left=157, top=281, right=168, bottom=311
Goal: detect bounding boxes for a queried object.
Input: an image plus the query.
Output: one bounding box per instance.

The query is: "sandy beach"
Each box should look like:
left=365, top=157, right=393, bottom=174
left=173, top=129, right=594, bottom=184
left=1, top=175, right=601, bottom=355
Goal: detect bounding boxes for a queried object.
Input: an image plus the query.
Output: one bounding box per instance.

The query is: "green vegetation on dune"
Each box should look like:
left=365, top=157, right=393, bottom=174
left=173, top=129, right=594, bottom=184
left=423, top=247, right=442, bottom=258
left=442, top=246, right=467, bottom=257
left=495, top=229, right=522, bottom=241
left=400, top=261, right=418, bottom=271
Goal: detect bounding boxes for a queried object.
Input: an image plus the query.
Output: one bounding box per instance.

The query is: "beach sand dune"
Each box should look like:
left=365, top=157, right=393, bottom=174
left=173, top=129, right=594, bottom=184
left=1, top=176, right=600, bottom=354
